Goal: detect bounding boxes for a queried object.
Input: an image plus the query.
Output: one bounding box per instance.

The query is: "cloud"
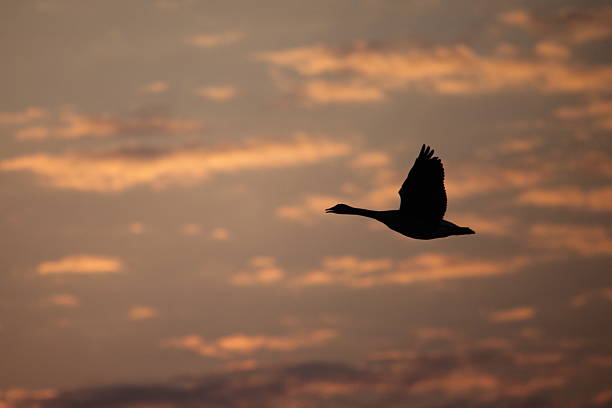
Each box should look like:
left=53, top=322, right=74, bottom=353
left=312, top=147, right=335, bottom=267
left=570, top=287, right=612, bottom=308
left=233, top=253, right=526, bottom=289
left=259, top=43, right=612, bottom=98
left=196, top=85, right=238, bottom=101
left=296, top=80, right=386, bottom=104
left=369, top=254, right=526, bottom=288
left=498, top=7, right=612, bottom=44
left=533, top=41, right=570, bottom=59
left=127, top=306, right=158, bottom=320
left=19, top=352, right=572, bottom=408
left=186, top=31, right=242, bottom=48
left=179, top=223, right=202, bottom=236
left=586, top=355, right=612, bottom=367
left=529, top=224, right=612, bottom=256
left=555, top=99, right=612, bottom=130
left=518, top=186, right=612, bottom=212
left=231, top=256, right=284, bottom=286
left=36, top=255, right=123, bottom=275
left=48, top=294, right=79, bottom=307
left=487, top=307, right=536, bottom=323
left=161, top=329, right=337, bottom=358
left=350, top=152, right=391, bottom=168
left=505, top=377, right=565, bottom=397
left=210, top=227, right=231, bottom=241
left=0, top=107, right=48, bottom=124
left=0, top=134, right=352, bottom=192
left=128, top=222, right=145, bottom=234
left=0, top=388, right=57, bottom=408
left=13, top=107, right=202, bottom=140
left=594, top=389, right=612, bottom=405
left=141, top=81, right=169, bottom=94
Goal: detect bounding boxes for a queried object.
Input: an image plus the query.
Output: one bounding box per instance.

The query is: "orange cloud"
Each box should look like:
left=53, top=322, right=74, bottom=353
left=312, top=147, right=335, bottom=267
left=37, top=255, right=123, bottom=275
left=251, top=254, right=527, bottom=289
left=196, top=85, right=238, bottom=101
left=555, top=99, right=612, bottom=130
left=49, top=294, right=79, bottom=307
left=210, top=227, right=231, bottom=241
left=529, top=224, right=612, bottom=256
left=0, top=388, right=57, bottom=408
left=141, top=81, right=169, bottom=94
left=0, top=107, right=48, bottom=124
left=162, top=329, right=337, bottom=358
left=518, top=186, right=612, bottom=212
left=186, top=31, right=242, bottom=48
left=128, top=306, right=158, bottom=320
left=498, top=7, right=612, bottom=44
left=259, top=43, right=612, bottom=97
left=180, top=223, right=202, bottom=236
left=231, top=256, right=284, bottom=286
left=487, top=307, right=535, bottom=323
left=410, top=370, right=499, bottom=396
left=128, top=222, right=145, bottom=234
left=571, top=287, right=612, bottom=307
left=534, top=41, right=570, bottom=59
left=298, top=80, right=385, bottom=104
left=0, top=134, right=351, bottom=192
left=506, top=377, right=565, bottom=397
left=13, top=107, right=202, bottom=140
left=350, top=152, right=391, bottom=168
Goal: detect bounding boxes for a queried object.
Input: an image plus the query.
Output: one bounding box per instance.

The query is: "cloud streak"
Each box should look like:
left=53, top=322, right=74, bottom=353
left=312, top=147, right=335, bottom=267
left=498, top=7, right=612, bottom=44
left=487, top=307, right=536, bottom=323
left=259, top=43, right=612, bottom=100
left=13, top=108, right=202, bottom=140
left=162, top=329, right=337, bottom=358
left=529, top=224, right=612, bottom=256
left=0, top=134, right=352, bottom=192
left=16, top=350, right=575, bottom=408
left=186, top=31, right=242, bottom=48
left=233, top=253, right=527, bottom=288
left=36, top=255, right=123, bottom=275
left=196, top=85, right=238, bottom=101
left=518, top=186, right=612, bottom=212
left=0, top=107, right=48, bottom=124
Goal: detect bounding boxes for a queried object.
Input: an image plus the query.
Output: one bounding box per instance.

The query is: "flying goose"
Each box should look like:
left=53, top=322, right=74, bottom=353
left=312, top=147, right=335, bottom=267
left=325, top=145, right=475, bottom=240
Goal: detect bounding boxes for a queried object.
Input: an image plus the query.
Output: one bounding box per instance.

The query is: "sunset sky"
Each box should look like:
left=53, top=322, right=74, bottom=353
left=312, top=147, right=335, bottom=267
left=2, top=1, right=612, bottom=407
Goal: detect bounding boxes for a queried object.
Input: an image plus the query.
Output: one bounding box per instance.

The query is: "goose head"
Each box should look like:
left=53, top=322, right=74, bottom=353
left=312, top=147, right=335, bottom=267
left=325, top=204, right=353, bottom=214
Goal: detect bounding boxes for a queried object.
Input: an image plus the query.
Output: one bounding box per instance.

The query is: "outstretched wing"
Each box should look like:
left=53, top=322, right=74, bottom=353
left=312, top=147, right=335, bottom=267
left=398, top=144, right=447, bottom=222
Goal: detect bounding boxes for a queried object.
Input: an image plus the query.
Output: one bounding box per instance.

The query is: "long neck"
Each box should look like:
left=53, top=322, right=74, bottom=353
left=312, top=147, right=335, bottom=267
left=346, top=206, right=378, bottom=218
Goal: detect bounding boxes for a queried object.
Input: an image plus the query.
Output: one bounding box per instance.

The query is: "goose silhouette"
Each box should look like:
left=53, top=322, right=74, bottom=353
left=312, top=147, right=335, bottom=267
left=326, top=145, right=475, bottom=240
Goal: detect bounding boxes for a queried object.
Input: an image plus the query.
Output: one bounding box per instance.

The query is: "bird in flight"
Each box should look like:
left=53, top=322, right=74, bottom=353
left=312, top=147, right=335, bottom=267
left=325, top=145, right=475, bottom=240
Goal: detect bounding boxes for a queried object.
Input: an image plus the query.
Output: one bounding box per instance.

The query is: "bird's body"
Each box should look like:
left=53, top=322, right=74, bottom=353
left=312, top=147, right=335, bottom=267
left=325, top=145, right=475, bottom=240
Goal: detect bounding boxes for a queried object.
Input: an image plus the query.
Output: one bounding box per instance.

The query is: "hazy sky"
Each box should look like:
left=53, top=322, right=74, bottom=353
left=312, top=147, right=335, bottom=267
left=2, top=1, right=612, bottom=407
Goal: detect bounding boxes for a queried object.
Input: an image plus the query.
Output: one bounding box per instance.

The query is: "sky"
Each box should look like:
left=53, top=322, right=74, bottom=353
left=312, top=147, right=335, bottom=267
left=1, top=0, right=612, bottom=407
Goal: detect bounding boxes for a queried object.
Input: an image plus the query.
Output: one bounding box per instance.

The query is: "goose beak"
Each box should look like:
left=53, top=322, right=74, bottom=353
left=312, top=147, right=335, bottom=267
left=325, top=207, right=334, bottom=213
